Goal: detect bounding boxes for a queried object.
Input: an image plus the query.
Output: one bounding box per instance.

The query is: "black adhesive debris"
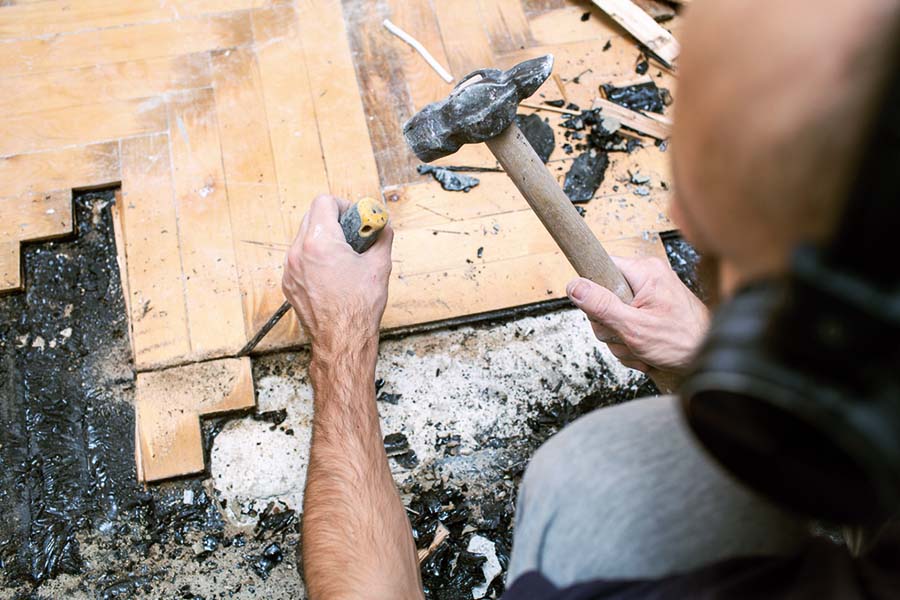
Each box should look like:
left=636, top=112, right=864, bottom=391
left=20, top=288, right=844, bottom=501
left=561, top=115, right=584, bottom=131
left=662, top=233, right=707, bottom=300
left=544, top=99, right=565, bottom=108
left=385, top=432, right=411, bottom=455
left=249, top=542, right=284, bottom=580
left=254, top=502, right=298, bottom=541
left=417, top=164, right=480, bottom=192
left=563, top=150, right=610, bottom=203
left=385, top=433, right=418, bottom=469
left=558, top=108, right=642, bottom=154
left=635, top=58, right=649, bottom=75
left=476, top=247, right=484, bottom=259
left=601, top=81, right=668, bottom=114
left=580, top=11, right=590, bottom=21
left=377, top=391, right=403, bottom=405
left=0, top=190, right=142, bottom=584
left=515, top=113, right=555, bottom=163
left=603, top=40, right=612, bottom=51
left=251, top=408, right=288, bottom=429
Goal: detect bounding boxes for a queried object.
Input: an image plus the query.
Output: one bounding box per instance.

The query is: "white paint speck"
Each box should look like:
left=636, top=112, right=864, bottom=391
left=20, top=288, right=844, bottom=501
left=468, top=534, right=502, bottom=598
left=31, top=336, right=45, bottom=351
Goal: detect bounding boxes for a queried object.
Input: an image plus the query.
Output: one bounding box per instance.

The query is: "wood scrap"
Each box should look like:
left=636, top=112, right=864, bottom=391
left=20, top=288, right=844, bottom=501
left=417, top=522, right=451, bottom=563
left=592, top=97, right=671, bottom=139
left=0, top=190, right=74, bottom=293
left=519, top=100, right=670, bottom=140
left=632, top=0, right=676, bottom=22
left=383, top=18, right=453, bottom=83
left=135, top=357, right=255, bottom=482
left=591, top=0, right=680, bottom=66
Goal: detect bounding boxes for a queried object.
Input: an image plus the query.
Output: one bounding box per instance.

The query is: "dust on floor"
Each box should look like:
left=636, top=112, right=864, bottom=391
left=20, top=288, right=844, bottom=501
left=1, top=190, right=697, bottom=599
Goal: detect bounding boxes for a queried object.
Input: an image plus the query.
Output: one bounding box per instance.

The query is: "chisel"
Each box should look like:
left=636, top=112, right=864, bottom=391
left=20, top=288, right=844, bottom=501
left=237, top=197, right=389, bottom=356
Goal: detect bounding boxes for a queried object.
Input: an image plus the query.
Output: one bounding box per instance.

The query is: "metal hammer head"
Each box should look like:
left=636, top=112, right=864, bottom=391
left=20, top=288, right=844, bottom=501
left=403, top=55, right=554, bottom=162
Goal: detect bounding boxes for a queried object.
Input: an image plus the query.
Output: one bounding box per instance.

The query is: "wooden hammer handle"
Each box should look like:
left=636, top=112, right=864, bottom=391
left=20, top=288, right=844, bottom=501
left=485, top=122, right=634, bottom=303
left=485, top=122, right=680, bottom=394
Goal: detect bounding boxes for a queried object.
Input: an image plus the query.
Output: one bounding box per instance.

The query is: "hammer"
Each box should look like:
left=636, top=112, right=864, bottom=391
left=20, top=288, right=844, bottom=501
left=403, top=55, right=677, bottom=392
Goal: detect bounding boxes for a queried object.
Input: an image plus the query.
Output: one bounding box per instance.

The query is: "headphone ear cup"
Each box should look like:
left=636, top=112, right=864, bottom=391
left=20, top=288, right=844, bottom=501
left=681, top=283, right=900, bottom=524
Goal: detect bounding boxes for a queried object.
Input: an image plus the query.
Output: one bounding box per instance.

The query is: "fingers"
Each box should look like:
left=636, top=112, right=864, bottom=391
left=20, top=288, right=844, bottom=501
left=566, top=277, right=636, bottom=332
left=621, top=358, right=650, bottom=373
left=306, top=194, right=346, bottom=240
left=611, top=255, right=653, bottom=292
left=366, top=223, right=394, bottom=263
left=607, top=342, right=649, bottom=373
left=334, top=197, right=352, bottom=213
left=590, top=321, right=622, bottom=344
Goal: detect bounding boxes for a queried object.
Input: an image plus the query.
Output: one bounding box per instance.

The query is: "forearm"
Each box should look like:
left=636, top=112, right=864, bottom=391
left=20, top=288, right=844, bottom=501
left=302, top=336, right=423, bottom=600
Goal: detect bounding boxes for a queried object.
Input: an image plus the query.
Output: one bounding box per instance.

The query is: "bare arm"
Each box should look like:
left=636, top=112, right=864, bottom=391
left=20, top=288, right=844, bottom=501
left=282, top=195, right=423, bottom=600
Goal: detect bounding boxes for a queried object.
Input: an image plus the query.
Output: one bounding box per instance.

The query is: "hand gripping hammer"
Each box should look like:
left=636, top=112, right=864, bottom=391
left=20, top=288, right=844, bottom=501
left=403, top=55, right=677, bottom=391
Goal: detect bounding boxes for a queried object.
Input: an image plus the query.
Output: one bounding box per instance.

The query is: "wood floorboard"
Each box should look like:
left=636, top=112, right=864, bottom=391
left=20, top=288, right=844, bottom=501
left=0, top=0, right=680, bottom=479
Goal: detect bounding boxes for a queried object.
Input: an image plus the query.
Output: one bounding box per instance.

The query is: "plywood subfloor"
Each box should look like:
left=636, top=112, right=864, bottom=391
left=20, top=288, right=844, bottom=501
left=0, top=0, right=679, bottom=372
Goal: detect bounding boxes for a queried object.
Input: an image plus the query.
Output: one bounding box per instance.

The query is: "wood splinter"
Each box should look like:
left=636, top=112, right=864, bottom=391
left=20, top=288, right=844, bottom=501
left=383, top=18, right=454, bottom=84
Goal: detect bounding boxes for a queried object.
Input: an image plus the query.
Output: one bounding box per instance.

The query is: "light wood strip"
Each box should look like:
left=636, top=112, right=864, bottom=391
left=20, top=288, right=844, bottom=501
left=478, top=0, right=533, bottom=54
left=432, top=0, right=496, bottom=76
left=0, top=0, right=268, bottom=39
left=166, top=88, right=247, bottom=358
left=0, top=189, right=73, bottom=245
left=0, top=97, right=167, bottom=157
left=251, top=5, right=328, bottom=235
left=590, top=0, right=680, bottom=65
left=0, top=13, right=251, bottom=78
left=135, top=357, right=254, bottom=482
left=389, top=171, right=670, bottom=261
left=119, top=134, right=192, bottom=369
left=110, top=193, right=135, bottom=357
left=591, top=97, right=670, bottom=139
left=0, top=142, right=120, bottom=198
left=385, top=0, right=453, bottom=109
left=296, top=0, right=381, bottom=200
left=343, top=0, right=420, bottom=188
left=211, top=46, right=295, bottom=344
left=0, top=242, right=21, bottom=292
left=384, top=234, right=667, bottom=329
left=0, top=53, right=211, bottom=117
left=0, top=0, right=172, bottom=39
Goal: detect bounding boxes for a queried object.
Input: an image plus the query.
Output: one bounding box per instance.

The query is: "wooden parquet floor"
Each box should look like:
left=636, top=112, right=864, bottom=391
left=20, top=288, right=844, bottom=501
left=1, top=0, right=679, bottom=479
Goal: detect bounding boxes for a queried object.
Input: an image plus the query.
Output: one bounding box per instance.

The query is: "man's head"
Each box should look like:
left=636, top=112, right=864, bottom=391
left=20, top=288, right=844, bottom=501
left=672, top=0, right=900, bottom=294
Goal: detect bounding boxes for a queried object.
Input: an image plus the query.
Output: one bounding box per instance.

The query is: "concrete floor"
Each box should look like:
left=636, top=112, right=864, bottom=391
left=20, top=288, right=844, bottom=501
left=1, top=192, right=677, bottom=599
left=8, top=306, right=645, bottom=600
left=212, top=308, right=640, bottom=524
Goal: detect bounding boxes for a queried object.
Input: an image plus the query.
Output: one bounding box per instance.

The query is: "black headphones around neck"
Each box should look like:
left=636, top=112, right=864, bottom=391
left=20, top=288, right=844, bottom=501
left=680, top=57, right=900, bottom=525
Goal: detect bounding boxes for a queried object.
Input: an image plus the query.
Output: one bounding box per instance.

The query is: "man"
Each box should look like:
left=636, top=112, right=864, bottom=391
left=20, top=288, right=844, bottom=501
left=281, top=0, right=900, bottom=597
